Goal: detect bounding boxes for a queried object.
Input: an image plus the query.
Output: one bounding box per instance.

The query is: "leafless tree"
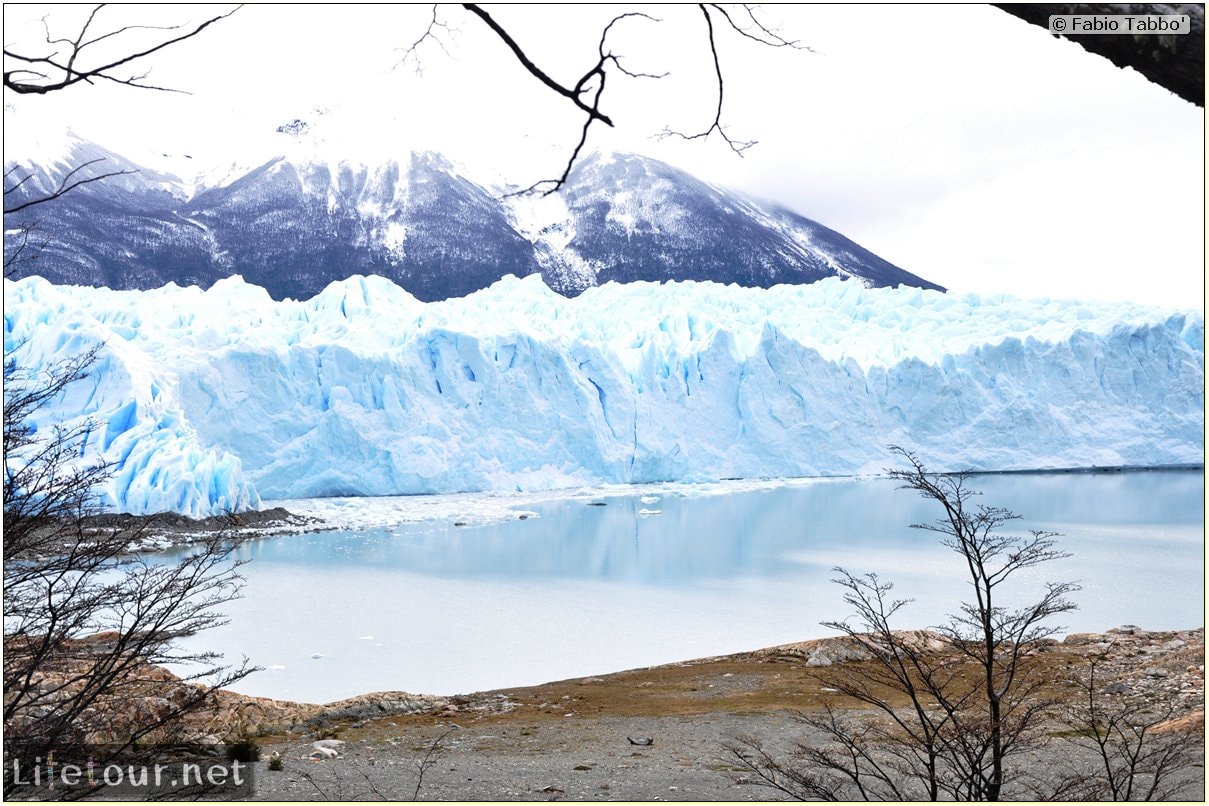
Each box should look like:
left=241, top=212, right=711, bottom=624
left=5, top=11, right=249, bottom=793
left=727, top=446, right=1080, bottom=801
left=885, top=447, right=1081, bottom=800
left=403, top=3, right=807, bottom=194
left=3, top=345, right=254, bottom=797
left=2, top=288, right=251, bottom=792
left=1043, top=655, right=1204, bottom=801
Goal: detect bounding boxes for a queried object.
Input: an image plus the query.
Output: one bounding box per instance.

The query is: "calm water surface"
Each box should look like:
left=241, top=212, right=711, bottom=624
left=180, top=470, right=1203, bottom=703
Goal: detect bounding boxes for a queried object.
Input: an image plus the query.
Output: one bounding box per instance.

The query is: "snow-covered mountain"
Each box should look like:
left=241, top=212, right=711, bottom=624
left=3, top=135, right=941, bottom=300
left=4, top=274, right=1202, bottom=517
left=522, top=153, right=932, bottom=293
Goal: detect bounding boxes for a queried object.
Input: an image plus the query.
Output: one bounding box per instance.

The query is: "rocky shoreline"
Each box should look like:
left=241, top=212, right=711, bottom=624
left=82, top=506, right=325, bottom=552
left=10, top=624, right=1202, bottom=800
left=237, top=625, right=1203, bottom=801
left=189, top=625, right=1199, bottom=735
left=100, top=625, right=1182, bottom=801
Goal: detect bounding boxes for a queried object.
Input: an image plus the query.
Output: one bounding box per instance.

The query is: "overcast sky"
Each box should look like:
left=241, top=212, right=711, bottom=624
left=4, top=4, right=1204, bottom=309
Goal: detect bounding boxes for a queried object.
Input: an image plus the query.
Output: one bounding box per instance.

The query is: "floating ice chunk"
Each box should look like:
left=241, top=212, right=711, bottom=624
left=638, top=508, right=662, bottom=516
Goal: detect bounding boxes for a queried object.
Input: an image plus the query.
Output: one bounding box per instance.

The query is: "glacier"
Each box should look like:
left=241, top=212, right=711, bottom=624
left=3, top=274, right=1203, bottom=517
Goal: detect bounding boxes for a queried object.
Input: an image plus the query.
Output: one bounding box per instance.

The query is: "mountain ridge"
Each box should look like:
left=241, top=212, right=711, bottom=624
left=3, top=134, right=944, bottom=301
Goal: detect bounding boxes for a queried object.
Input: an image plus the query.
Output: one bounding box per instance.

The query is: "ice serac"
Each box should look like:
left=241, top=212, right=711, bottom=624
left=4, top=275, right=1203, bottom=516
left=4, top=278, right=262, bottom=518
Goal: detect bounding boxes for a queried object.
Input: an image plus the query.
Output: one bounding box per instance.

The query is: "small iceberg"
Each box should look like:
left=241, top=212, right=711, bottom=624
left=640, top=495, right=660, bottom=504
left=638, top=508, right=662, bottom=516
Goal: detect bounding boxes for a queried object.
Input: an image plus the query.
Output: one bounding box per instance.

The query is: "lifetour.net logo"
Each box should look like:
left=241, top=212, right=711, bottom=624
left=5, top=750, right=255, bottom=799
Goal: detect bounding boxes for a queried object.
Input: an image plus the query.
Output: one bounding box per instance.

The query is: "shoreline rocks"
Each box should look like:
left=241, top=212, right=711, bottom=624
left=77, top=506, right=326, bottom=553
left=12, top=625, right=1201, bottom=749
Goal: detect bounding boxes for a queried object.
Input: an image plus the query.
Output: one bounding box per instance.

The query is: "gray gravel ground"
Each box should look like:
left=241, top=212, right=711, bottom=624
left=248, top=709, right=1206, bottom=802
left=241, top=627, right=1205, bottom=802
left=250, top=713, right=799, bottom=801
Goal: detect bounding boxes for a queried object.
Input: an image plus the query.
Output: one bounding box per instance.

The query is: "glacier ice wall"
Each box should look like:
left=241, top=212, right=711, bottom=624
left=4, top=274, right=1203, bottom=516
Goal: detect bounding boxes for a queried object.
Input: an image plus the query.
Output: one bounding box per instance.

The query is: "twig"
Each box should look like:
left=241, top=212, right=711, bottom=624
left=413, top=726, right=456, bottom=800
left=4, top=4, right=241, bottom=95
left=4, top=159, right=137, bottom=214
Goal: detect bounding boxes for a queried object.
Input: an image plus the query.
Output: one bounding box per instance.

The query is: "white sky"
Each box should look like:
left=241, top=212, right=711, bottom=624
left=3, top=4, right=1205, bottom=309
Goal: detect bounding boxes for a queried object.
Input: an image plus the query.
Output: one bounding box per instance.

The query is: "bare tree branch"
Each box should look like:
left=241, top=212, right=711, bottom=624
left=466, top=4, right=668, bottom=195
left=2, top=221, right=49, bottom=279
left=658, top=5, right=755, bottom=155
left=659, top=4, right=810, bottom=157
left=464, top=3, right=616, bottom=126
left=1042, top=654, right=1205, bottom=800
left=396, top=4, right=457, bottom=75
left=732, top=446, right=1093, bottom=800
left=455, top=3, right=803, bottom=194
left=709, top=3, right=811, bottom=50
left=413, top=725, right=457, bottom=800
left=4, top=4, right=241, bottom=96
left=3, top=348, right=255, bottom=797
left=4, top=158, right=136, bottom=214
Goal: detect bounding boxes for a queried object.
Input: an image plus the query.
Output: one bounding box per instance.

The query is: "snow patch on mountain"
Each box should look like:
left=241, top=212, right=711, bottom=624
left=4, top=129, right=187, bottom=204
left=4, top=275, right=1202, bottom=517
left=4, top=127, right=97, bottom=178
left=506, top=191, right=598, bottom=291
left=5, top=127, right=944, bottom=301
left=574, top=153, right=694, bottom=237
left=767, top=211, right=859, bottom=281
left=379, top=221, right=408, bottom=260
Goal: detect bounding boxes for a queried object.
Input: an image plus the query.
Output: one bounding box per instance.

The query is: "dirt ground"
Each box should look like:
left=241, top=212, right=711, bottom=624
left=247, top=629, right=1205, bottom=801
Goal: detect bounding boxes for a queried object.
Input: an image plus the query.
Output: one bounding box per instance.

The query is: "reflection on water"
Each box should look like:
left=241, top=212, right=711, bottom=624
left=176, top=470, right=1203, bottom=703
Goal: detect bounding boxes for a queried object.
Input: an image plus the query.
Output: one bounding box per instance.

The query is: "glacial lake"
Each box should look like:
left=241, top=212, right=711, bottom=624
left=178, top=470, right=1204, bottom=704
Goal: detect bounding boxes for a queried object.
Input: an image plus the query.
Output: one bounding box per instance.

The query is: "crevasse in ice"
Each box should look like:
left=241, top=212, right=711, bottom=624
left=4, top=274, right=1203, bottom=517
